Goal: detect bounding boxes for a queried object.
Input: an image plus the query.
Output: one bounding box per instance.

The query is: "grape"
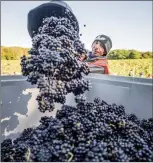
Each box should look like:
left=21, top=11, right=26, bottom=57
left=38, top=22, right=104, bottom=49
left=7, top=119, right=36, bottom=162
left=2, top=13, right=153, bottom=162
left=20, top=16, right=90, bottom=113
left=1, top=98, right=153, bottom=162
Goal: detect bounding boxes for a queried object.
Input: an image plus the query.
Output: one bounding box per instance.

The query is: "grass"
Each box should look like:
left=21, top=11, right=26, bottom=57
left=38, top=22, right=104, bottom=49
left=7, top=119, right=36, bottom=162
left=108, top=59, right=152, bottom=77
left=1, top=59, right=152, bottom=77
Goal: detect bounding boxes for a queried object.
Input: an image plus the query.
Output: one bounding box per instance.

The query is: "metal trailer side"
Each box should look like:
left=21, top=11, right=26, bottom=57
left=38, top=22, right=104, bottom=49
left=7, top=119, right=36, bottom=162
left=1, top=74, right=152, bottom=141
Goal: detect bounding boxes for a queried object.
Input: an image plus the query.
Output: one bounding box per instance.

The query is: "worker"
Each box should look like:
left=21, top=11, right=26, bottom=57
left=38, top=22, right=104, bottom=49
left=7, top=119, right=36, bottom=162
left=147, top=74, right=152, bottom=79
left=80, top=35, right=112, bottom=74
left=28, top=2, right=112, bottom=75
left=139, top=72, right=144, bottom=78
left=129, top=69, right=134, bottom=77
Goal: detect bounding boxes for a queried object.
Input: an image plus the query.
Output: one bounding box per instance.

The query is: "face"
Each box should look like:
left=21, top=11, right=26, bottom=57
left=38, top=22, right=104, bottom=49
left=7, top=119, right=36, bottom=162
left=92, top=41, right=105, bottom=57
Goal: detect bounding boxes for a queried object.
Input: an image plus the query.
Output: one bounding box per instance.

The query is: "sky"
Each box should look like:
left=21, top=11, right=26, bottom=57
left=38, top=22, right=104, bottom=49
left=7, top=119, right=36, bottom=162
left=1, top=1, right=152, bottom=52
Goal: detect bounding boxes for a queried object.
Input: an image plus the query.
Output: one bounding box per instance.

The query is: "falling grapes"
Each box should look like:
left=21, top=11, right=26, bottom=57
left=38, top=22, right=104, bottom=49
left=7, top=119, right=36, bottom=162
left=1, top=98, right=153, bottom=162
left=20, top=16, right=90, bottom=113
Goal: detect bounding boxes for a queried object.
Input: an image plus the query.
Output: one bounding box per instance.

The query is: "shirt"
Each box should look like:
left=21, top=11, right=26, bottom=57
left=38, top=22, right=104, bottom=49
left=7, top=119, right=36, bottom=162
left=81, top=52, right=109, bottom=74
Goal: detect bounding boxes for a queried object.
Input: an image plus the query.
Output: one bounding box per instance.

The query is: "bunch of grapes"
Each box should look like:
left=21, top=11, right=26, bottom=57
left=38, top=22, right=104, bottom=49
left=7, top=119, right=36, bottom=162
left=1, top=98, right=153, bottom=162
left=20, top=16, right=90, bottom=112
left=2, top=9, right=151, bottom=162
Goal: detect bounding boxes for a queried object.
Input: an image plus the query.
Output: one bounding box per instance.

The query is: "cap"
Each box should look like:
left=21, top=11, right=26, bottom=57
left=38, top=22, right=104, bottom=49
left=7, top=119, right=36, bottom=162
left=92, top=34, right=112, bottom=55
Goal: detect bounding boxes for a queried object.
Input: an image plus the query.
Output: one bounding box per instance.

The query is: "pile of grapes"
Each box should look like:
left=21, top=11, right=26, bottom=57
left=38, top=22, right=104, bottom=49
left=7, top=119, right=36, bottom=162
left=1, top=97, right=153, bottom=162
left=1, top=15, right=153, bottom=162
left=20, top=16, right=90, bottom=113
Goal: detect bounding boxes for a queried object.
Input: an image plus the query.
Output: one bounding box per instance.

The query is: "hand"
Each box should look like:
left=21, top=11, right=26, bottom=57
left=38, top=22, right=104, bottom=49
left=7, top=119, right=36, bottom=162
left=80, top=54, right=87, bottom=61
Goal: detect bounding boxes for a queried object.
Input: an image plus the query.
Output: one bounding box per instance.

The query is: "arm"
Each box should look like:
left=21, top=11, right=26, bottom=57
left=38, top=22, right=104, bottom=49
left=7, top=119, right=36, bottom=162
left=86, top=60, right=110, bottom=74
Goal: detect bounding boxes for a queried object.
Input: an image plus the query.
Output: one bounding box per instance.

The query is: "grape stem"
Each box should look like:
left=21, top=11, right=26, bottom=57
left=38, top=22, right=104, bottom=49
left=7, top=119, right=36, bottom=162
left=68, top=152, right=74, bottom=162
left=25, top=147, right=31, bottom=162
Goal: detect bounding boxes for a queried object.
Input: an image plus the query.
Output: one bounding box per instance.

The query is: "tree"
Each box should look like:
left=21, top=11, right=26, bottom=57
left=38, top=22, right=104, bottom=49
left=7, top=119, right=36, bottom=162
left=108, top=49, right=133, bottom=60
left=141, top=52, right=153, bottom=59
left=1, top=46, right=152, bottom=60
left=1, top=46, right=30, bottom=60
left=128, top=50, right=140, bottom=59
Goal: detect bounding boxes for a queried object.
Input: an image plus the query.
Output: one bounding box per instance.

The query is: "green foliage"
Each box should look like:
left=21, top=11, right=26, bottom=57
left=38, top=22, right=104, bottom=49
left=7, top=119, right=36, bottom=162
left=108, top=49, right=129, bottom=60
left=107, top=49, right=152, bottom=60
left=128, top=50, right=140, bottom=59
left=141, top=51, right=153, bottom=59
left=1, top=46, right=30, bottom=60
left=108, top=59, right=152, bottom=77
left=2, top=59, right=152, bottom=78
left=1, top=46, right=152, bottom=60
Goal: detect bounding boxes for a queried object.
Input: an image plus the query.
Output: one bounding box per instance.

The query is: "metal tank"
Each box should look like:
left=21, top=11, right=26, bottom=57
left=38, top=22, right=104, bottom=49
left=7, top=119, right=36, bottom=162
left=1, top=74, right=152, bottom=142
